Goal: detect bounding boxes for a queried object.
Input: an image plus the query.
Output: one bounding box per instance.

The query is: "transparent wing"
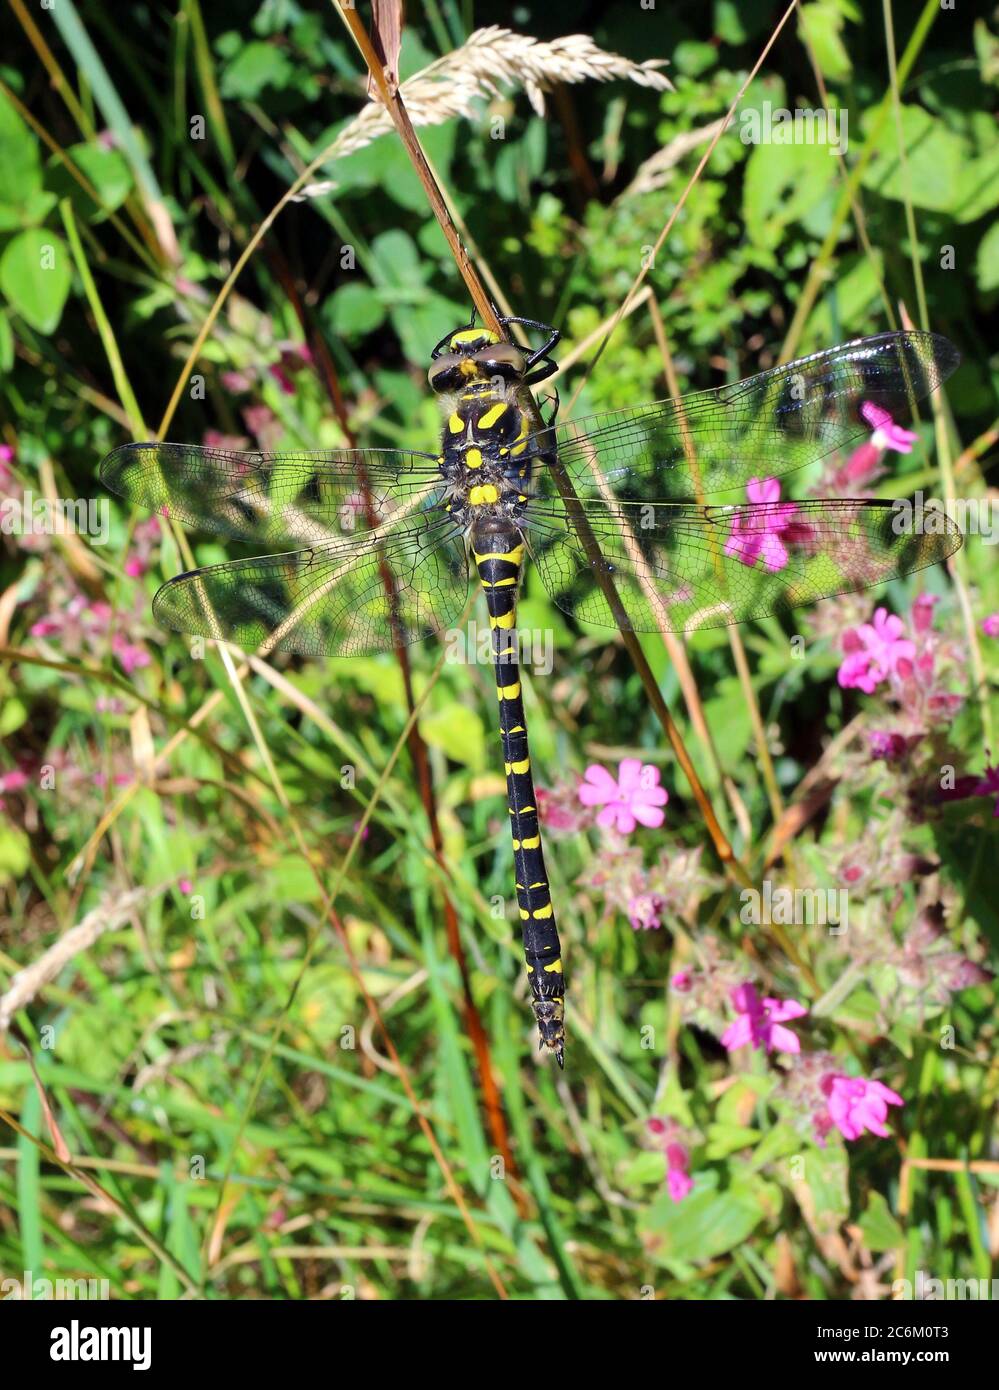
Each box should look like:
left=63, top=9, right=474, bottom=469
left=530, top=332, right=959, bottom=501
left=100, top=442, right=445, bottom=546
left=521, top=496, right=962, bottom=634
left=152, top=516, right=469, bottom=657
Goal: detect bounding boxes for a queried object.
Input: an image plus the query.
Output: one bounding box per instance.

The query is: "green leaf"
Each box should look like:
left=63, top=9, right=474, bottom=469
left=858, top=1190, right=904, bottom=1252
left=220, top=41, right=295, bottom=99
left=976, top=221, right=999, bottom=292
left=0, top=314, right=13, bottom=372
left=0, top=188, right=57, bottom=231
left=419, top=705, right=486, bottom=772
left=0, top=824, right=31, bottom=883
left=705, top=1123, right=762, bottom=1160
left=47, top=143, right=133, bottom=221
left=323, top=282, right=386, bottom=339
left=955, top=127, right=999, bottom=225
left=0, top=696, right=27, bottom=736
left=641, top=1172, right=767, bottom=1268
left=746, top=1122, right=803, bottom=1172
left=798, top=3, right=853, bottom=81
left=326, top=122, right=456, bottom=214
left=860, top=105, right=964, bottom=213
left=742, top=135, right=837, bottom=250
left=17, top=1084, right=44, bottom=1274
left=789, top=1141, right=849, bottom=1231
left=0, top=88, right=43, bottom=209
left=714, top=0, right=773, bottom=43
left=806, top=252, right=884, bottom=341
left=703, top=678, right=753, bottom=766
left=0, top=228, right=72, bottom=333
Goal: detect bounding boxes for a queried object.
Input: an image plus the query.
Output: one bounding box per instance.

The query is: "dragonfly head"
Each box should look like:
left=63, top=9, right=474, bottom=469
left=428, top=328, right=528, bottom=395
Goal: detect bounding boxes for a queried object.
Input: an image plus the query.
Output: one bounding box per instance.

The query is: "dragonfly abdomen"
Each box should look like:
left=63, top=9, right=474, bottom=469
left=471, top=522, right=565, bottom=1066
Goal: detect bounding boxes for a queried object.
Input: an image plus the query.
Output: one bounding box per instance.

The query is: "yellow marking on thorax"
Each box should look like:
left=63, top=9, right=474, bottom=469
left=451, top=328, right=499, bottom=347
left=465, top=447, right=483, bottom=469
left=479, top=402, right=507, bottom=430
left=469, top=483, right=499, bottom=506
left=448, top=413, right=464, bottom=434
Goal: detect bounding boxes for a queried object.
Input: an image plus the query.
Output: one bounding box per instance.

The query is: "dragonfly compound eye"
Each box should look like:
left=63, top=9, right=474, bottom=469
left=427, top=352, right=467, bottom=392
left=470, top=343, right=527, bottom=382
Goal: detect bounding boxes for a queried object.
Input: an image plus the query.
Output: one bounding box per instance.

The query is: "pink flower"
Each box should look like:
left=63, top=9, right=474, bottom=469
left=671, top=970, right=693, bottom=992
left=268, top=364, right=297, bottom=396
left=220, top=370, right=254, bottom=394
left=178, top=878, right=193, bottom=894
left=837, top=607, right=916, bottom=693
left=94, top=770, right=131, bottom=788
left=831, top=440, right=883, bottom=491
left=665, top=1143, right=694, bottom=1203
left=0, top=769, right=29, bottom=808
left=646, top=1121, right=695, bottom=1202
left=112, top=633, right=151, bottom=675
left=819, top=1073, right=904, bottom=1141
left=982, top=614, right=999, bottom=638
left=578, top=759, right=668, bottom=834
left=627, top=890, right=667, bottom=931
left=859, top=401, right=918, bottom=453
left=723, top=477, right=800, bottom=573
left=203, top=429, right=250, bottom=451
left=243, top=404, right=280, bottom=450
left=535, top=784, right=590, bottom=833
left=971, top=765, right=999, bottom=817
left=868, top=730, right=912, bottom=761
left=720, top=982, right=807, bottom=1055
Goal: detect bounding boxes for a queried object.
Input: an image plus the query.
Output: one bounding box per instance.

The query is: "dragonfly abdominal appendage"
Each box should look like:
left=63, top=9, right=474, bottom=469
left=101, top=323, right=962, bottom=1068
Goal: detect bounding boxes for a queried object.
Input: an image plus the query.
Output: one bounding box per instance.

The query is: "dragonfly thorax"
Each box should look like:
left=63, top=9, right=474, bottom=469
left=437, top=379, right=537, bottom=536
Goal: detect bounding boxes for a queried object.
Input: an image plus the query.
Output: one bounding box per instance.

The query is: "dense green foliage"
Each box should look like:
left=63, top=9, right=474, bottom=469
left=1, top=1, right=996, bottom=1301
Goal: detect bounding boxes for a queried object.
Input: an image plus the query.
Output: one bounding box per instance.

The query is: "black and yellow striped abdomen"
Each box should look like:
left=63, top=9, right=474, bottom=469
left=471, top=524, right=566, bottom=1065
left=430, top=324, right=565, bottom=1065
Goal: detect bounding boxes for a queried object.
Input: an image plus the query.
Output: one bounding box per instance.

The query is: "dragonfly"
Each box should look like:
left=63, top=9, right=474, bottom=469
left=100, top=318, right=962, bottom=1067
